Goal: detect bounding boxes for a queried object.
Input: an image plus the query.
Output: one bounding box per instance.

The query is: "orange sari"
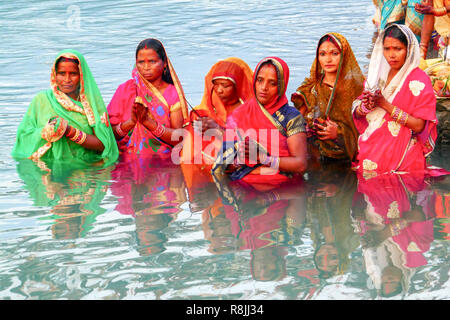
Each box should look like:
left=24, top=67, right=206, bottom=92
left=181, top=57, right=253, bottom=167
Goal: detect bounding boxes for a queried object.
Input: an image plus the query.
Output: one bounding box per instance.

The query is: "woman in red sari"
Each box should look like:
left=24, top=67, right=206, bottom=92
left=212, top=57, right=308, bottom=189
left=353, top=24, right=443, bottom=175
left=107, top=38, right=189, bottom=160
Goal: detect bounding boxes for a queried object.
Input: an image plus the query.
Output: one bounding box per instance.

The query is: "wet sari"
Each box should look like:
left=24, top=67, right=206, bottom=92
left=212, top=57, right=306, bottom=188
left=180, top=57, right=253, bottom=165
left=180, top=58, right=253, bottom=208
left=107, top=43, right=189, bottom=160
left=291, top=33, right=364, bottom=161
left=12, top=50, right=119, bottom=167
left=352, top=172, right=435, bottom=296
left=353, top=24, right=443, bottom=175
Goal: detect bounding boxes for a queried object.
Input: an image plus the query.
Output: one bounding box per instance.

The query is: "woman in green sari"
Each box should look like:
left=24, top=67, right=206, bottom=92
left=12, top=49, right=118, bottom=167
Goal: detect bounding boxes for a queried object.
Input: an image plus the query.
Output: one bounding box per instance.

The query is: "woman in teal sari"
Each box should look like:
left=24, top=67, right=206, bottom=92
left=377, top=1, right=425, bottom=41
left=12, top=50, right=118, bottom=167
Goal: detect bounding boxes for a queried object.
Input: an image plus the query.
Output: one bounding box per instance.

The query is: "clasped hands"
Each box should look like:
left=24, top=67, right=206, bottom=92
left=357, top=89, right=389, bottom=117
left=130, top=100, right=157, bottom=130
left=315, top=118, right=339, bottom=141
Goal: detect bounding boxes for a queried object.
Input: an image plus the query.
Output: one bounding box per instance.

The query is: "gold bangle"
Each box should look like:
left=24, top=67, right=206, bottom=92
left=435, top=7, right=447, bottom=16
left=69, top=128, right=80, bottom=141
left=78, top=131, right=87, bottom=144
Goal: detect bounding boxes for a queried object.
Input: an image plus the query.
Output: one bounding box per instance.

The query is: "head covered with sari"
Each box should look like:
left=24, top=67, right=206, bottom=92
left=132, top=38, right=189, bottom=124
left=180, top=57, right=253, bottom=167
left=107, top=39, right=189, bottom=159
left=229, top=56, right=291, bottom=136
left=354, top=24, right=439, bottom=174
left=213, top=57, right=305, bottom=188
left=12, top=49, right=119, bottom=167
left=292, top=32, right=364, bottom=160
left=193, top=57, right=254, bottom=127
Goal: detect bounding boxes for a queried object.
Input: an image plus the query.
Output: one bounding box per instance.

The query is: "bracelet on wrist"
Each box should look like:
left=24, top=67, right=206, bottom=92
left=434, top=7, right=447, bottom=16
left=152, top=122, right=166, bottom=138
left=116, top=123, right=127, bottom=137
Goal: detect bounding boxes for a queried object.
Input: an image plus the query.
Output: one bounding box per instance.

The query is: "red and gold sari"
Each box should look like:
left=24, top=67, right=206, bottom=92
left=212, top=57, right=306, bottom=189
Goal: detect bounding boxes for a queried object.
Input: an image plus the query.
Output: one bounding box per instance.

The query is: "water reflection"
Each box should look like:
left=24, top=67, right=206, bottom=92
left=352, top=172, right=438, bottom=298
left=210, top=172, right=306, bottom=281
left=15, top=159, right=110, bottom=239
left=306, top=163, right=360, bottom=279
left=110, top=158, right=186, bottom=256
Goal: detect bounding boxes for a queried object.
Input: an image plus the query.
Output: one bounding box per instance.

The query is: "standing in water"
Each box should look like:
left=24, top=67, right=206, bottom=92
left=291, top=33, right=364, bottom=165
left=180, top=57, right=253, bottom=211
left=212, top=57, right=307, bottom=189
left=353, top=24, right=444, bottom=175
left=107, top=38, right=189, bottom=160
left=11, top=49, right=118, bottom=167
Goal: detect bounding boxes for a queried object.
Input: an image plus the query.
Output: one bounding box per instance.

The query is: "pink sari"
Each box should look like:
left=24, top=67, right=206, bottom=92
left=353, top=24, right=446, bottom=176
left=354, top=68, right=437, bottom=174
left=358, top=174, right=435, bottom=273
left=108, top=54, right=188, bottom=160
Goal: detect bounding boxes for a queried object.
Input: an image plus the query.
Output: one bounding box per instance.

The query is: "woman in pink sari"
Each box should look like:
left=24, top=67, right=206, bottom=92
left=107, top=38, right=189, bottom=160
left=353, top=24, right=443, bottom=175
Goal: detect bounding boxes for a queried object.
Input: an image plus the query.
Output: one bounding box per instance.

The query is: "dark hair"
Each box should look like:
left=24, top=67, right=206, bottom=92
left=55, top=56, right=79, bottom=72
left=383, top=24, right=408, bottom=47
left=135, top=38, right=173, bottom=84
left=316, top=35, right=341, bottom=79
left=318, top=35, right=341, bottom=53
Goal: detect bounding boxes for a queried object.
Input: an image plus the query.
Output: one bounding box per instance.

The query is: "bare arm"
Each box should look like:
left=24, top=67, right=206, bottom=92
left=374, top=91, right=425, bottom=133
left=278, top=132, right=308, bottom=174
left=65, top=126, right=105, bottom=152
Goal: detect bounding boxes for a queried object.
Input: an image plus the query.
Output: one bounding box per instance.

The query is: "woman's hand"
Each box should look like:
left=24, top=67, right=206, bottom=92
left=134, top=102, right=149, bottom=123
left=236, top=138, right=261, bottom=164
left=373, top=89, right=390, bottom=111
left=130, top=102, right=139, bottom=126
left=316, top=119, right=338, bottom=140
left=194, top=117, right=220, bottom=133
left=414, top=2, right=434, bottom=15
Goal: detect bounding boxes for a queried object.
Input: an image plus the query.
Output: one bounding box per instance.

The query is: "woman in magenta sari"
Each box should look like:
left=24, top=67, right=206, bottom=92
left=107, top=38, right=189, bottom=160
left=212, top=57, right=308, bottom=189
left=353, top=24, right=443, bottom=175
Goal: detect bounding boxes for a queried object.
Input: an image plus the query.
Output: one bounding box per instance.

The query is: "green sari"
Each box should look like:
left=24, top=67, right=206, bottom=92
left=12, top=49, right=118, bottom=167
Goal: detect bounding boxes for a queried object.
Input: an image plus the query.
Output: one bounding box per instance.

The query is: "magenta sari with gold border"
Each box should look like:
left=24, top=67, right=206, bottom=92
left=354, top=68, right=437, bottom=174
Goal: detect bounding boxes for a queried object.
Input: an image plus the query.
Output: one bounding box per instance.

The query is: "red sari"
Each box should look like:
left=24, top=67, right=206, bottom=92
left=215, top=57, right=306, bottom=189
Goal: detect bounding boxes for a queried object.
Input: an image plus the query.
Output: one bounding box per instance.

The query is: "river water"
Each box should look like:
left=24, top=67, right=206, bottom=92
left=0, top=0, right=449, bottom=300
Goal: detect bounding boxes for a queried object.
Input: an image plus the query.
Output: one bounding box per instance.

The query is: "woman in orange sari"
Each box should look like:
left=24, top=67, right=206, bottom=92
left=181, top=57, right=253, bottom=165
left=181, top=58, right=253, bottom=209
left=107, top=38, right=189, bottom=160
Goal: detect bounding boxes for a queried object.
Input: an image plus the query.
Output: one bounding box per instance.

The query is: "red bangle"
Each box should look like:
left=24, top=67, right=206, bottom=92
left=152, top=122, right=165, bottom=138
